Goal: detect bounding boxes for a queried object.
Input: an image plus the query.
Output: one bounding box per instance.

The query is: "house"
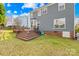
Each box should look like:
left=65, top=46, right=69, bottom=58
left=29, top=3, right=75, bottom=39
left=14, top=14, right=31, bottom=28
left=6, top=16, right=14, bottom=27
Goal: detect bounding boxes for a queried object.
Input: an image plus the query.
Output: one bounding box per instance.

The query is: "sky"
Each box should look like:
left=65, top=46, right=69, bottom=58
left=4, top=3, right=48, bottom=17
left=4, top=3, right=79, bottom=17
left=75, top=3, right=79, bottom=17
left=3, top=3, right=79, bottom=26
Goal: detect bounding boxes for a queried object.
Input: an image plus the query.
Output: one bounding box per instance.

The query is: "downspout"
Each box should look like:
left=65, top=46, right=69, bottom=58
left=74, top=3, right=75, bottom=39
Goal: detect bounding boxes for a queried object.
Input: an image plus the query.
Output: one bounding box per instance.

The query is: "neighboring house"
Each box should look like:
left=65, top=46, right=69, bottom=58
left=14, top=14, right=31, bottom=28
left=75, top=18, right=79, bottom=30
left=29, top=3, right=75, bottom=38
left=6, top=16, right=14, bottom=27
left=75, top=18, right=79, bottom=26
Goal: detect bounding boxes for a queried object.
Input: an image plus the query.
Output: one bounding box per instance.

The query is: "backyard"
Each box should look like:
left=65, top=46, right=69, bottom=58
left=0, top=30, right=79, bottom=56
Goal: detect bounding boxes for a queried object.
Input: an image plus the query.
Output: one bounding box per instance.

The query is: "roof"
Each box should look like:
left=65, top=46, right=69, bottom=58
left=29, top=3, right=55, bottom=13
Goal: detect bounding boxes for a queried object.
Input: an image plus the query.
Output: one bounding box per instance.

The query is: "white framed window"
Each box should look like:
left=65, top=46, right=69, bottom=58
left=42, top=8, right=48, bottom=15
left=58, top=3, right=65, bottom=11
left=53, top=18, right=66, bottom=29
left=37, top=7, right=48, bottom=16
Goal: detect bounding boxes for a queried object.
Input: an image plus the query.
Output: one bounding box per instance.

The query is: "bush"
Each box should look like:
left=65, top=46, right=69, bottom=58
left=75, top=28, right=79, bottom=33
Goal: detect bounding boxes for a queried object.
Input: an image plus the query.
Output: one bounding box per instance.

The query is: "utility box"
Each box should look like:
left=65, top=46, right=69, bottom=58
left=40, top=31, right=45, bottom=35
left=76, top=33, right=79, bottom=40
left=62, top=31, right=70, bottom=38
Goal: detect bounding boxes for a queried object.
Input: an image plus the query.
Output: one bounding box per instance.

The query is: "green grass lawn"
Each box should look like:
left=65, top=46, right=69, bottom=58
left=0, top=30, right=79, bottom=56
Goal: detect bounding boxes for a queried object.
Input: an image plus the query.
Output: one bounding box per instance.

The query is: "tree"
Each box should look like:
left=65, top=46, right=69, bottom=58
left=0, top=3, right=6, bottom=27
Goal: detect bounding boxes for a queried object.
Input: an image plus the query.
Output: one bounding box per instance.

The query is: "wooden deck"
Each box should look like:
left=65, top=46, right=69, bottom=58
left=16, top=31, right=39, bottom=40
left=13, top=27, right=39, bottom=40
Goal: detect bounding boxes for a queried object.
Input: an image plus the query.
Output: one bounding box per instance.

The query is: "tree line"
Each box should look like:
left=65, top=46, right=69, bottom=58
left=0, top=3, right=6, bottom=28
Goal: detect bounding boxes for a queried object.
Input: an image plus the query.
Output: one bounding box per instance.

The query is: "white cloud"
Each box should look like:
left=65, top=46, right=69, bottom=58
left=7, top=3, right=11, bottom=7
left=7, top=10, right=11, bottom=14
left=13, top=15, right=18, bottom=18
left=22, top=3, right=36, bottom=9
left=21, top=3, right=46, bottom=10
left=40, top=3, right=45, bottom=7
left=14, top=11, right=17, bottom=14
left=20, top=13, right=29, bottom=16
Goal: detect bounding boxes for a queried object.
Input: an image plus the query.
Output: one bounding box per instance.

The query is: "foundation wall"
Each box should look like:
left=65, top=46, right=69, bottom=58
left=45, top=31, right=75, bottom=39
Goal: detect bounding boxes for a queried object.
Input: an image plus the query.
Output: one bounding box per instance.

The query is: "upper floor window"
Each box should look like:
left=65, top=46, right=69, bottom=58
left=58, top=3, right=65, bottom=11
left=36, top=7, right=48, bottom=16
left=41, top=7, right=48, bottom=15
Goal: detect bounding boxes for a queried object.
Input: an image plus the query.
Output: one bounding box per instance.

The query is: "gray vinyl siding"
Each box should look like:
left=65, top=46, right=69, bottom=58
left=31, top=3, right=74, bottom=32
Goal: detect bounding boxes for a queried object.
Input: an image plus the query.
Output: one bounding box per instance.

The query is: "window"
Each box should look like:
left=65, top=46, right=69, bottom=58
left=42, top=8, right=47, bottom=14
left=41, top=7, right=48, bottom=15
left=58, top=3, right=65, bottom=11
left=53, top=18, right=66, bottom=29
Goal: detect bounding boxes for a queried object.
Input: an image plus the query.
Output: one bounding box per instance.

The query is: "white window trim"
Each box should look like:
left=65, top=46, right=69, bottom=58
left=53, top=17, right=66, bottom=29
